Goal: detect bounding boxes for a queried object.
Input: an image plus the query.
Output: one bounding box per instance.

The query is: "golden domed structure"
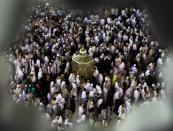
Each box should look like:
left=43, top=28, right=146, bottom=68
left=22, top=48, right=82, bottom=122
left=72, top=47, right=95, bottom=79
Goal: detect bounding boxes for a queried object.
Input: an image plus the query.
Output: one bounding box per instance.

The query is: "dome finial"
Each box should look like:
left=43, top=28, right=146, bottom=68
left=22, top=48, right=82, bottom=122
left=79, top=46, right=86, bottom=55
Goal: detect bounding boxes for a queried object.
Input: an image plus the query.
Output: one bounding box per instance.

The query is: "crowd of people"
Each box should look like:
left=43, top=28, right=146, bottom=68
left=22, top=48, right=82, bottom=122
left=7, top=2, right=168, bottom=130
